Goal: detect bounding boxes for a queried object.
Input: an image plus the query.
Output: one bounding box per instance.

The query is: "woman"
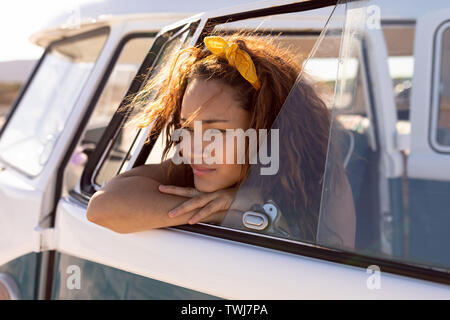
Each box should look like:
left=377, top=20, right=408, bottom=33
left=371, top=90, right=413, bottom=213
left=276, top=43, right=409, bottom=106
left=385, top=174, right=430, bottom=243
left=86, top=33, right=356, bottom=248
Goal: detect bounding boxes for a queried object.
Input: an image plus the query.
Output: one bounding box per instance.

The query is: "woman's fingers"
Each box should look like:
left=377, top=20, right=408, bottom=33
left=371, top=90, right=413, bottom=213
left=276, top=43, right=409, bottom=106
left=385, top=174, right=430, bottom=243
left=158, top=185, right=200, bottom=198
left=188, top=200, right=223, bottom=224
left=167, top=193, right=216, bottom=218
left=160, top=186, right=235, bottom=222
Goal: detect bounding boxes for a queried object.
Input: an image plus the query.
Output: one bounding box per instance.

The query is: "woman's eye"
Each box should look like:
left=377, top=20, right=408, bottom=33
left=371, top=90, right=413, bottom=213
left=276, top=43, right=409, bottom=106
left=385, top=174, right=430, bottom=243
left=182, top=127, right=226, bottom=134
left=209, top=128, right=226, bottom=134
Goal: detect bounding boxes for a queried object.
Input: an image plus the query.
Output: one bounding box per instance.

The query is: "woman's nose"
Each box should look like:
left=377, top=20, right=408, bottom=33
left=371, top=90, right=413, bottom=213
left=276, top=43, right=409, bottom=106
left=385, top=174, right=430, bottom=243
left=187, top=133, right=206, bottom=164
left=189, top=134, right=221, bottom=164
left=190, top=144, right=203, bottom=164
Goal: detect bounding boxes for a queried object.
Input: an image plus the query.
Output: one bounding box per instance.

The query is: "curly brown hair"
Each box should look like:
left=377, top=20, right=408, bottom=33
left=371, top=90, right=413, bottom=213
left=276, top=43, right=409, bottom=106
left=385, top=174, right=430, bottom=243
left=122, top=32, right=335, bottom=242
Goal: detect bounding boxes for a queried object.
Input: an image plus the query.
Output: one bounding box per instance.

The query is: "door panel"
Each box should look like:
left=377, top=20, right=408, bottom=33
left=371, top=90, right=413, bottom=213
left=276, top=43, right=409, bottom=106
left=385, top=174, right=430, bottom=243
left=0, top=169, right=43, bottom=266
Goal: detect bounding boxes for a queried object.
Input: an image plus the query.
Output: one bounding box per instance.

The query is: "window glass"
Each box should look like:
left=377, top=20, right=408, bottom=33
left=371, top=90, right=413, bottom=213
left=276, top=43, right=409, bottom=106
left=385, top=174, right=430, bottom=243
left=437, top=27, right=450, bottom=146
left=383, top=25, right=415, bottom=123
left=65, top=36, right=154, bottom=192
left=214, top=6, right=361, bottom=245
left=320, top=2, right=450, bottom=272
left=213, top=11, right=361, bottom=115
left=213, top=6, right=336, bottom=106
left=92, top=25, right=195, bottom=188
left=0, top=29, right=109, bottom=176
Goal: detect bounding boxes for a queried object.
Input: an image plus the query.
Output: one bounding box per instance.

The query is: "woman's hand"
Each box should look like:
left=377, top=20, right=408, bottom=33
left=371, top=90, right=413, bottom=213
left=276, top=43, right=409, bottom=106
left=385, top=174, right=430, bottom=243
left=158, top=185, right=237, bottom=225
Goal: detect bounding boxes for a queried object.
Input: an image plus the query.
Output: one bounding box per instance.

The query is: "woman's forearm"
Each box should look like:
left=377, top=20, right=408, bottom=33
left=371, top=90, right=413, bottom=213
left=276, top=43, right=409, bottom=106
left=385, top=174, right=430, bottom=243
left=86, top=175, right=200, bottom=233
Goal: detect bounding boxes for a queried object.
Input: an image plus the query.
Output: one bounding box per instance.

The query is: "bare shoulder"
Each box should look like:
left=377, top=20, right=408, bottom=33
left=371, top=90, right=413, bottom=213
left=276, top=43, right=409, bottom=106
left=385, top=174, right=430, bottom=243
left=118, top=158, right=193, bottom=187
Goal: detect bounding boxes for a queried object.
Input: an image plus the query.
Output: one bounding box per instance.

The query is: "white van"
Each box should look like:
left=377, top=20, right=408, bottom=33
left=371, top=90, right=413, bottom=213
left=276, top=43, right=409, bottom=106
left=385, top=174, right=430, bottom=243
left=0, top=0, right=448, bottom=300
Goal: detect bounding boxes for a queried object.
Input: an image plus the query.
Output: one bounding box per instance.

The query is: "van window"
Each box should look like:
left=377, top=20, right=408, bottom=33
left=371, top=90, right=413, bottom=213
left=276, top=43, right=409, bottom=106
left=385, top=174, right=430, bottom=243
left=65, top=35, right=154, bottom=193
left=436, top=26, right=450, bottom=147
left=0, top=29, right=109, bottom=177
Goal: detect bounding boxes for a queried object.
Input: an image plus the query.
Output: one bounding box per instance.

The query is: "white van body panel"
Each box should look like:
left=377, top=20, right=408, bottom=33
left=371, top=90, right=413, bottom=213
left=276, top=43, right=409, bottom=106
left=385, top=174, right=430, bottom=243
left=55, top=196, right=450, bottom=299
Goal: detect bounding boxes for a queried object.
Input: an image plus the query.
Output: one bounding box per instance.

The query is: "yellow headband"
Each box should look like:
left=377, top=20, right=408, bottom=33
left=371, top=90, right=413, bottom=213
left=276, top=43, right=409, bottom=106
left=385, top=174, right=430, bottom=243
left=204, top=36, right=261, bottom=90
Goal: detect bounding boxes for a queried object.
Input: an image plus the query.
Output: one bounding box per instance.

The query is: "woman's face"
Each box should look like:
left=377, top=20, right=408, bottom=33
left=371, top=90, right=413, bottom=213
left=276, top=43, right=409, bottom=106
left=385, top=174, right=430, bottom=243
left=180, top=78, right=251, bottom=192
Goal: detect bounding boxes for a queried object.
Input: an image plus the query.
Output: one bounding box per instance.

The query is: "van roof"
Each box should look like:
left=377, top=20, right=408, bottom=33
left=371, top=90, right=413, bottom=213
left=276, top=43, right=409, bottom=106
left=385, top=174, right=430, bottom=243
left=29, top=0, right=251, bottom=47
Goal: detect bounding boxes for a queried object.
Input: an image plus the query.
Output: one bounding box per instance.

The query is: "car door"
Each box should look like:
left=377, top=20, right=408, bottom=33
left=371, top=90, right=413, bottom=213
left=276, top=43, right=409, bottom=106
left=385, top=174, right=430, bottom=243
left=0, top=27, right=112, bottom=299
left=407, top=8, right=450, bottom=269
left=51, top=0, right=450, bottom=300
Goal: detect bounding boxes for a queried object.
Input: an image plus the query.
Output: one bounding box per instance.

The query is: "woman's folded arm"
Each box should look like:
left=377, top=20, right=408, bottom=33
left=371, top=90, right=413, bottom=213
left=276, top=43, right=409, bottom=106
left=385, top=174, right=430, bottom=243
left=87, top=175, right=193, bottom=233
left=86, top=161, right=224, bottom=233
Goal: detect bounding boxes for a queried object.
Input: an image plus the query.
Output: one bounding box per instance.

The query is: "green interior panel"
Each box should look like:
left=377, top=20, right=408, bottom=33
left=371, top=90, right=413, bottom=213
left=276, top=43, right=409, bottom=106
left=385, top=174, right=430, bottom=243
left=51, top=253, right=221, bottom=300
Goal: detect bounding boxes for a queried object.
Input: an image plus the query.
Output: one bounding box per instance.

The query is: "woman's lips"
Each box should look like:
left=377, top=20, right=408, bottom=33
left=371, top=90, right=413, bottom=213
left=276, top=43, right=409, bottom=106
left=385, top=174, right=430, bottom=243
left=191, top=164, right=216, bottom=176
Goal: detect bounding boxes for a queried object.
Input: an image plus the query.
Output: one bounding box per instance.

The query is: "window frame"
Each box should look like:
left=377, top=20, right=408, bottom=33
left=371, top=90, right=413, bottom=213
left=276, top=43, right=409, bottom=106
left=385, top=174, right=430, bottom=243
left=430, top=20, right=450, bottom=153
left=73, top=1, right=450, bottom=286
left=0, top=26, right=111, bottom=178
